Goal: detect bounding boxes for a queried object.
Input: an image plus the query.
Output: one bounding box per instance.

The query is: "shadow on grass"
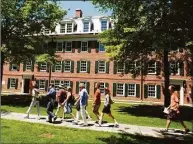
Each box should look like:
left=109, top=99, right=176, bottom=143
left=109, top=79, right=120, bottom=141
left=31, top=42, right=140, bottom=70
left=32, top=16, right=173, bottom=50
left=117, top=105, right=193, bottom=121
left=98, top=132, right=193, bottom=144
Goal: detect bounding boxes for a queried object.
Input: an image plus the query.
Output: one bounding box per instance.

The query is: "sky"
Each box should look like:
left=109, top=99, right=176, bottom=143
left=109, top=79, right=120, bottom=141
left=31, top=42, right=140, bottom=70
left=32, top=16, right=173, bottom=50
left=57, top=0, right=112, bottom=17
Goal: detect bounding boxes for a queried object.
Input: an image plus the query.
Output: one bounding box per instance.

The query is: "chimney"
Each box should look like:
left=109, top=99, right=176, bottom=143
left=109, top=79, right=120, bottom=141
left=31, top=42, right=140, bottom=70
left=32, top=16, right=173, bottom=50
left=75, top=9, right=83, bottom=18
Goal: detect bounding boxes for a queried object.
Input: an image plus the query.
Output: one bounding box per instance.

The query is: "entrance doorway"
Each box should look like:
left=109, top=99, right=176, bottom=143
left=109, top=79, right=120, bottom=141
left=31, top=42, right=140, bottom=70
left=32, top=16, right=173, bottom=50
left=24, top=79, right=30, bottom=93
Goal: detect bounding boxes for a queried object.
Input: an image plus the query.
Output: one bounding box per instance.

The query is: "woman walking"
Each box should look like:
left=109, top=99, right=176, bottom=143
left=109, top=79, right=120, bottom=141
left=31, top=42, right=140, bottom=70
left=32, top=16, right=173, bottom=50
left=98, top=87, right=119, bottom=127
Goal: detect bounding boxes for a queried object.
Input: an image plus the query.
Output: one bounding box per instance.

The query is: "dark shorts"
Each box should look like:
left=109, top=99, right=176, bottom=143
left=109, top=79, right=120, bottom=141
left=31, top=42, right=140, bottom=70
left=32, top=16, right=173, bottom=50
left=167, top=110, right=182, bottom=121
left=93, top=104, right=100, bottom=113
left=102, top=105, right=111, bottom=114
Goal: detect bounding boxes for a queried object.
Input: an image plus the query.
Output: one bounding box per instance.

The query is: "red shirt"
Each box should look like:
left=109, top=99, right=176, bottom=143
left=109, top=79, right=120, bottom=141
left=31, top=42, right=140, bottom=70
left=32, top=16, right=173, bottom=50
left=94, top=89, right=101, bottom=105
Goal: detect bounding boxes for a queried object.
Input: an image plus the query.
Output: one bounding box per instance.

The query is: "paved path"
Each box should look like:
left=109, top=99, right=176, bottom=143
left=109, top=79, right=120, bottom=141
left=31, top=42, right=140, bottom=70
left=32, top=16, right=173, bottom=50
left=1, top=112, right=193, bottom=139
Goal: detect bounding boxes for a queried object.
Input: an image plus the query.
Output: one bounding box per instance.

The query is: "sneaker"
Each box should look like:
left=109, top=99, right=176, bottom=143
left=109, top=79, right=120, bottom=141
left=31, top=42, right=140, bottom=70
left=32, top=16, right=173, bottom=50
left=36, top=116, right=41, bottom=120
left=53, top=116, right=57, bottom=121
left=87, top=118, right=92, bottom=121
left=24, top=115, right=29, bottom=119
left=114, top=123, right=119, bottom=128
left=95, top=121, right=99, bottom=124
left=72, top=121, right=78, bottom=125
left=184, top=129, right=190, bottom=134
left=161, top=129, right=168, bottom=132
left=46, top=120, right=52, bottom=123
left=79, top=124, right=88, bottom=127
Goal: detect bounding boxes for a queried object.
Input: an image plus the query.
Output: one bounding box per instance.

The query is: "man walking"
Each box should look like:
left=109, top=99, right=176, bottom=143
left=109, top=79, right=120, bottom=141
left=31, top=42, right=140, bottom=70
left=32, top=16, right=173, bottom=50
left=24, top=84, right=40, bottom=119
left=93, top=82, right=101, bottom=123
left=46, top=84, right=57, bottom=123
left=73, top=83, right=88, bottom=126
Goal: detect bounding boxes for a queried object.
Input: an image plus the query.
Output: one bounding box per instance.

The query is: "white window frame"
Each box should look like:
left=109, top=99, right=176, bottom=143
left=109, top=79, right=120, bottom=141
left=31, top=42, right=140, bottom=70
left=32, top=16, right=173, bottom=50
left=39, top=80, right=46, bottom=90
left=26, top=61, right=32, bottom=70
left=128, top=61, right=137, bottom=71
left=66, top=23, right=73, bottom=33
left=98, top=61, right=106, bottom=73
left=170, top=62, right=180, bottom=75
left=117, top=63, right=125, bottom=73
left=10, top=78, right=16, bottom=88
left=11, top=64, right=18, bottom=71
left=80, top=61, right=87, bottom=72
left=56, top=42, right=63, bottom=52
left=40, top=63, right=47, bottom=72
left=83, top=21, right=90, bottom=32
left=128, top=84, right=136, bottom=96
left=116, top=83, right=125, bottom=96
left=101, top=20, right=108, bottom=31
left=55, top=61, right=62, bottom=71
left=64, top=60, right=71, bottom=72
left=148, top=85, right=156, bottom=98
left=148, top=61, right=157, bottom=74
left=44, top=29, right=50, bottom=34
left=60, top=24, right=66, bottom=33
left=61, top=80, right=71, bottom=89
left=99, top=43, right=105, bottom=52
left=65, top=41, right=72, bottom=52
left=81, top=41, right=88, bottom=52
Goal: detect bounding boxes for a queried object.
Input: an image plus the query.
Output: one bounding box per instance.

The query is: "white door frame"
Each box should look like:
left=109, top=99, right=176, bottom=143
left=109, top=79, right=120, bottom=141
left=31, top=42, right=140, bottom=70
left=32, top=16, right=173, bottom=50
left=180, top=85, right=184, bottom=105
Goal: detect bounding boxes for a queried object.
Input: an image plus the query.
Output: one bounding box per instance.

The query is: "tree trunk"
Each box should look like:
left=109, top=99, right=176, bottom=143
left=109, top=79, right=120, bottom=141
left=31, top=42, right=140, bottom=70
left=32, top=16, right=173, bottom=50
left=48, top=63, right=52, bottom=87
left=163, top=49, right=170, bottom=107
left=0, top=52, right=5, bottom=90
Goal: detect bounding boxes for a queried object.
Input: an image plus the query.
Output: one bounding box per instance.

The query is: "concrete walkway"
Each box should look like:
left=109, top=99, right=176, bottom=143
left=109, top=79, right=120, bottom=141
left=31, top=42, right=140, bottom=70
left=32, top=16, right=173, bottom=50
left=1, top=112, right=193, bottom=139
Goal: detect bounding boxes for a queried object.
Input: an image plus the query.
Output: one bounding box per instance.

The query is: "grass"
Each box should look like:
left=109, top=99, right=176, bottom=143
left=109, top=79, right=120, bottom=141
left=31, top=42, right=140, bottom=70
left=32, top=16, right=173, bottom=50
left=1, top=119, right=193, bottom=144
left=1, top=101, right=193, bottom=130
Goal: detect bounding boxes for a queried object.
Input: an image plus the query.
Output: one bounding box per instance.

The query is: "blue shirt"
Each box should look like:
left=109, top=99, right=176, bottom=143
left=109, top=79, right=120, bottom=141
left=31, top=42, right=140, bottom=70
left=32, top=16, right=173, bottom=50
left=79, top=88, right=88, bottom=106
left=46, top=87, right=56, bottom=99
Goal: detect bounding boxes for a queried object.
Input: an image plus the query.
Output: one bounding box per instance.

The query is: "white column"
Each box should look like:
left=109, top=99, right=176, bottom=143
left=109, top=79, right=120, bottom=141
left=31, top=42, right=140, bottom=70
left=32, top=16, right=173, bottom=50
left=180, top=85, right=184, bottom=105
left=21, top=78, right=25, bottom=93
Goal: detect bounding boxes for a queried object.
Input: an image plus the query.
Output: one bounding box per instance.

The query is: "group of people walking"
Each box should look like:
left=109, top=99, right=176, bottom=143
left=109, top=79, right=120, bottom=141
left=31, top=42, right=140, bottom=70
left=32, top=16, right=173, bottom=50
left=25, top=82, right=119, bottom=127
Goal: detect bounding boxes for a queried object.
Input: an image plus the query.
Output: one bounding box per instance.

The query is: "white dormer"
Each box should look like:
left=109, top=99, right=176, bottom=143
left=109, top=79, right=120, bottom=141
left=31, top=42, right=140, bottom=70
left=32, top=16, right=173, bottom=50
left=59, top=18, right=76, bottom=34
left=99, top=17, right=110, bottom=32
left=82, top=17, right=92, bottom=33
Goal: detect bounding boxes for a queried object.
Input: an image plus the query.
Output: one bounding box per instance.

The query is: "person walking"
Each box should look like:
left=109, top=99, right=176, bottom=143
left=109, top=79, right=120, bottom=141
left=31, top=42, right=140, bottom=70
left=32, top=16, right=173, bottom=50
left=93, top=82, right=101, bottom=123
left=46, top=84, right=57, bottom=123
left=163, top=85, right=190, bottom=133
left=24, top=84, right=40, bottom=119
left=55, top=85, right=67, bottom=119
left=98, top=87, right=119, bottom=127
left=62, top=86, right=75, bottom=119
left=73, top=83, right=88, bottom=126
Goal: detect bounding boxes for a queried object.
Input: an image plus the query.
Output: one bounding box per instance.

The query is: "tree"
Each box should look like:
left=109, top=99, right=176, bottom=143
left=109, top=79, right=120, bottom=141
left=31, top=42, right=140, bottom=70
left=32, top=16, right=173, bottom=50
left=92, top=0, right=193, bottom=107
left=1, top=0, right=66, bottom=84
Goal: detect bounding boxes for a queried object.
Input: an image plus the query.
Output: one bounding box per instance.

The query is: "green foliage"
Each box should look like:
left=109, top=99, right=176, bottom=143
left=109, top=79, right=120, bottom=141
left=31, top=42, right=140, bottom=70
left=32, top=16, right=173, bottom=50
left=1, top=0, right=66, bottom=63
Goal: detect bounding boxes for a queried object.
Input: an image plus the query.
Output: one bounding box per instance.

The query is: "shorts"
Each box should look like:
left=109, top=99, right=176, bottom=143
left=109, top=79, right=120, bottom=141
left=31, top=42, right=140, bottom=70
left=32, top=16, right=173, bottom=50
left=167, top=110, right=182, bottom=121
left=92, top=104, right=100, bottom=113
left=102, top=105, right=111, bottom=114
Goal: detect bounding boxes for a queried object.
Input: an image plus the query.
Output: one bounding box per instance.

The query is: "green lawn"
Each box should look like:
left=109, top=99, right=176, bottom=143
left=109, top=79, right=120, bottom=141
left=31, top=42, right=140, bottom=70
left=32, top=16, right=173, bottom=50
left=2, top=102, right=192, bottom=130
left=1, top=119, right=193, bottom=144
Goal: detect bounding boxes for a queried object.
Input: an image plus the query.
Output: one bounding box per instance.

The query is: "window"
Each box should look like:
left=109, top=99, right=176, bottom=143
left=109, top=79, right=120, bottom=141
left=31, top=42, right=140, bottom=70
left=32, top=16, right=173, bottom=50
left=10, top=79, right=16, bottom=88
left=117, top=63, right=125, bottom=73
left=61, top=80, right=70, bottom=88
left=26, top=61, right=32, bottom=70
left=64, top=61, right=71, bottom=72
left=98, top=61, right=106, bottom=73
left=128, top=84, right=136, bottom=96
left=40, top=63, right=47, bottom=72
left=99, top=82, right=105, bottom=94
left=170, top=62, right=180, bottom=75
left=44, top=29, right=50, bottom=34
left=101, top=20, right=107, bottom=31
left=148, top=85, right=156, bottom=98
left=65, top=42, right=72, bottom=52
left=80, top=61, right=87, bottom=72
left=60, top=24, right=66, bottom=33
left=83, top=21, right=89, bottom=32
left=53, top=80, right=60, bottom=91
left=67, top=23, right=72, bottom=33
left=55, top=61, right=62, bottom=71
left=11, top=64, right=18, bottom=71
left=116, top=83, right=125, bottom=96
left=39, top=80, right=46, bottom=90
left=99, top=44, right=105, bottom=52
left=148, top=61, right=156, bottom=74
left=56, top=42, right=63, bottom=52
left=81, top=42, right=88, bottom=51
left=129, top=62, right=137, bottom=72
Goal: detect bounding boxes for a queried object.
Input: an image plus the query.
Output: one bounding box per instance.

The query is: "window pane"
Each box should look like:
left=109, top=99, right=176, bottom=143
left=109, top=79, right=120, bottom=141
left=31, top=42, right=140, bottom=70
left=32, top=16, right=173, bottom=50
left=54, top=80, right=60, bottom=91
left=101, top=21, right=107, bottom=31
left=99, top=44, right=105, bottom=52
left=11, top=64, right=18, bottom=71
left=39, top=80, right=45, bottom=90
left=60, top=24, right=66, bottom=33
left=117, top=84, right=124, bottom=95
left=65, top=42, right=72, bottom=51
left=40, top=63, right=47, bottom=71
left=83, top=22, right=89, bottom=32
left=117, top=63, right=125, bottom=73
left=64, top=61, right=71, bottom=72
left=10, top=79, right=16, bottom=88
left=148, top=61, right=156, bottom=74
left=56, top=42, right=63, bottom=52
left=170, top=62, right=179, bottom=74
left=100, top=83, right=105, bottom=94
left=98, top=61, right=106, bottom=73
left=128, top=84, right=136, bottom=96
left=67, top=23, right=72, bottom=33
left=61, top=81, right=70, bottom=89
left=148, top=85, right=156, bottom=97
left=81, top=42, right=88, bottom=51
left=45, top=29, right=50, bottom=34
left=55, top=61, right=62, bottom=71
left=26, top=61, right=32, bottom=70
left=80, top=61, right=87, bottom=72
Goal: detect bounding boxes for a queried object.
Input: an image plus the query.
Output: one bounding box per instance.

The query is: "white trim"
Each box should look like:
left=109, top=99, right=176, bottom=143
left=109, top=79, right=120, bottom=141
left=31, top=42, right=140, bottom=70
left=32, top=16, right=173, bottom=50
left=55, top=61, right=62, bottom=72
left=147, top=85, right=157, bottom=98
left=39, top=80, right=46, bottom=90
left=80, top=61, right=87, bottom=72
left=180, top=85, right=184, bottom=105
left=83, top=21, right=90, bottom=32
left=98, top=61, right=106, bottom=73
left=148, top=61, right=157, bottom=75
left=64, top=60, right=71, bottom=72
left=116, top=83, right=125, bottom=96
left=128, top=83, right=136, bottom=97
left=117, top=63, right=125, bottom=73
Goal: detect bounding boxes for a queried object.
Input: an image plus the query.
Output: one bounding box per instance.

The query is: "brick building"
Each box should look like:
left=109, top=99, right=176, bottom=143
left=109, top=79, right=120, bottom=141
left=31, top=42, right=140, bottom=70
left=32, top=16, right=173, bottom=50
left=2, top=9, right=193, bottom=105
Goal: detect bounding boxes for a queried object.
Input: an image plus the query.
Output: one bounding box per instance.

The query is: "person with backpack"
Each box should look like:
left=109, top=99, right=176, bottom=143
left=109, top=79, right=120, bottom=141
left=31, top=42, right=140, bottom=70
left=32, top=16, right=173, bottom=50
left=62, top=86, right=75, bottom=119
left=55, top=85, right=67, bottom=119
left=98, top=87, right=119, bottom=127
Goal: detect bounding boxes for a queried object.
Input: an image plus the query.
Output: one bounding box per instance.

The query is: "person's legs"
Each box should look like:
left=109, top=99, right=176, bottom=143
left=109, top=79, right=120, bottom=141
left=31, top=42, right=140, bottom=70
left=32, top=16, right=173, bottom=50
left=55, top=103, right=60, bottom=116
left=179, top=120, right=189, bottom=131
left=80, top=105, right=87, bottom=125
left=36, top=101, right=40, bottom=119
left=108, top=113, right=118, bottom=125
left=166, top=119, right=171, bottom=130
left=93, top=104, right=100, bottom=121
left=25, top=100, right=36, bottom=118
left=99, top=113, right=104, bottom=126
left=74, top=110, right=80, bottom=124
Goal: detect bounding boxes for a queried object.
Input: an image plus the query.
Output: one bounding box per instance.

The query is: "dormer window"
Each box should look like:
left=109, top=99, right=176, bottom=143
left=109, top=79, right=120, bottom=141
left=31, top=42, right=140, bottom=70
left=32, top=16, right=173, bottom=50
left=83, top=21, right=89, bottom=32
left=101, top=20, right=108, bottom=31
left=60, top=21, right=74, bottom=33
left=67, top=23, right=73, bottom=33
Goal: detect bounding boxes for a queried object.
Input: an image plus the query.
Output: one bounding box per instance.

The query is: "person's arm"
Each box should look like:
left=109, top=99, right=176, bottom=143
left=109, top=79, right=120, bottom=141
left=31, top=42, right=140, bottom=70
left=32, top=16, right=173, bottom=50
left=74, top=95, right=81, bottom=105
left=93, top=90, right=99, bottom=104
left=62, top=92, right=70, bottom=105
left=105, top=95, right=110, bottom=106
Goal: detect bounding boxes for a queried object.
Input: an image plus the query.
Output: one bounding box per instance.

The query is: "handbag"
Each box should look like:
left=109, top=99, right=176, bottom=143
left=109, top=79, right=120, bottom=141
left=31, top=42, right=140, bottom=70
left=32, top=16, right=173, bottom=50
left=163, top=107, right=170, bottom=114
